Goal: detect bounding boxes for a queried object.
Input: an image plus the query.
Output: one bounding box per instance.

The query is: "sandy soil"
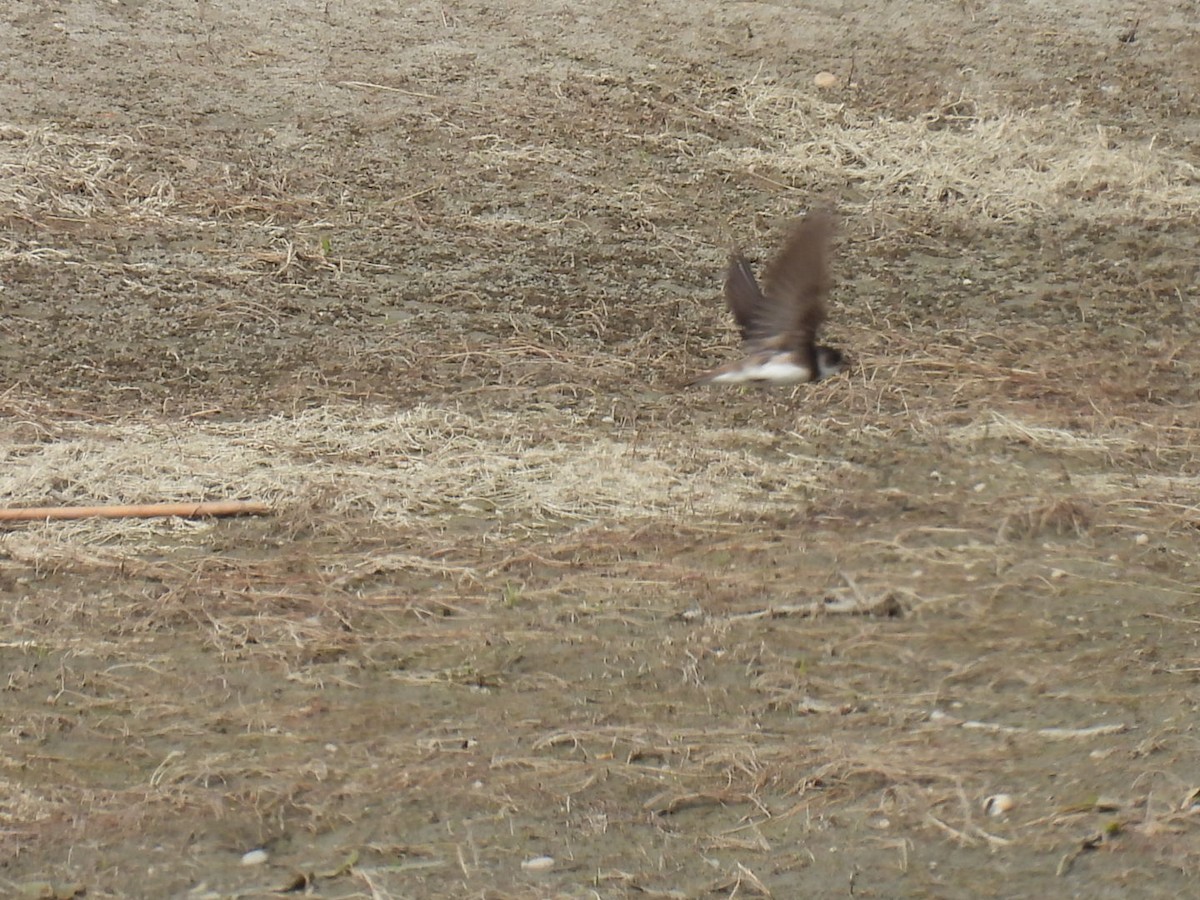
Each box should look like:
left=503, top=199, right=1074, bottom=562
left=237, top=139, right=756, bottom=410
left=2, top=1, right=1199, bottom=897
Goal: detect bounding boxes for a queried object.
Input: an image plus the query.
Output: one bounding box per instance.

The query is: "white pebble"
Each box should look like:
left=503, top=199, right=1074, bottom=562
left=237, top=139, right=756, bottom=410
left=1135, top=533, right=1150, bottom=545
left=241, top=849, right=269, bottom=866
left=521, top=855, right=555, bottom=871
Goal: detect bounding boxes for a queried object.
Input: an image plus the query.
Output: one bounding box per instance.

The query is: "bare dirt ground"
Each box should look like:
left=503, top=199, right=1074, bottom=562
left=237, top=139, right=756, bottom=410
left=2, top=1, right=1199, bottom=897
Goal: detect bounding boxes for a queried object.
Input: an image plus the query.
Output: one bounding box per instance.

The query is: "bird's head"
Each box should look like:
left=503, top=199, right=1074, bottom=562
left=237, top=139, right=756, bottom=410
left=815, top=345, right=846, bottom=380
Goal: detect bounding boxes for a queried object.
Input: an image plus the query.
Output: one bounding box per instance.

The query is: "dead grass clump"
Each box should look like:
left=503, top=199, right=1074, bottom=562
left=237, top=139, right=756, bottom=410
left=709, top=87, right=1200, bottom=224
left=0, top=524, right=195, bottom=575
left=0, top=122, right=336, bottom=279
left=946, top=411, right=1138, bottom=454
left=999, top=497, right=1094, bottom=539
left=0, top=404, right=855, bottom=548
left=0, top=122, right=173, bottom=222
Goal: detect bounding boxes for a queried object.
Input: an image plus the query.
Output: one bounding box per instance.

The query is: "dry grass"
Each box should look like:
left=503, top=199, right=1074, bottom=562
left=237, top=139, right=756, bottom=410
left=2, top=394, right=1195, bottom=548
left=3, top=2, right=1200, bottom=898
left=3, top=376, right=1198, bottom=897
left=0, top=403, right=852, bottom=530
left=0, top=124, right=168, bottom=220
left=717, top=85, right=1200, bottom=223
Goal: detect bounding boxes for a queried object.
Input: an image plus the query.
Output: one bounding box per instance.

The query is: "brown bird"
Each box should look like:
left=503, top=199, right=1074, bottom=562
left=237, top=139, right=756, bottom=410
left=687, top=211, right=844, bottom=386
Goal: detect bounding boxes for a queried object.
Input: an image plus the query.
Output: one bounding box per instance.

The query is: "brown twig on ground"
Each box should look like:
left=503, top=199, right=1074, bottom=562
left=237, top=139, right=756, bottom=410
left=0, top=501, right=271, bottom=522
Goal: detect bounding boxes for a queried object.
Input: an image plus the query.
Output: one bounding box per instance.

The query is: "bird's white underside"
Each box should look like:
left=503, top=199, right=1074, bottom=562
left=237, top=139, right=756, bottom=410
left=709, top=357, right=814, bottom=384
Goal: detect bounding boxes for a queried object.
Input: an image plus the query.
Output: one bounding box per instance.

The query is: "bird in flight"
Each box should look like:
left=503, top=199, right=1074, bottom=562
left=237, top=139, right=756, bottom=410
left=687, top=211, right=844, bottom=386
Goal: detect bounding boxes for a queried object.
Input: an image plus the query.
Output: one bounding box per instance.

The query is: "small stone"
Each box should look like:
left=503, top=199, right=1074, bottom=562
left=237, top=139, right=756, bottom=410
left=241, top=849, right=269, bottom=866
left=521, top=855, right=555, bottom=871
left=814, top=71, right=839, bottom=89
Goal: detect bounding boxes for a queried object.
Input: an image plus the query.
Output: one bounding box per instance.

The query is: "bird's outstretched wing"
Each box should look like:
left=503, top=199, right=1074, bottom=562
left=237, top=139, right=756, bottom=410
left=723, top=251, right=767, bottom=343
left=753, top=210, right=835, bottom=348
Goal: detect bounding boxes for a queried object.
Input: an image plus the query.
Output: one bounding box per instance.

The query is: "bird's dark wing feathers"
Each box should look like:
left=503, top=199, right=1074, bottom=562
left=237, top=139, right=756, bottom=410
left=755, top=211, right=834, bottom=347
left=723, top=252, right=766, bottom=342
